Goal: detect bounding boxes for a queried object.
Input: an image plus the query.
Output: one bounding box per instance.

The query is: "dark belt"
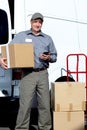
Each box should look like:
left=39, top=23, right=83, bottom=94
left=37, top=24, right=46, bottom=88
left=33, top=67, right=47, bottom=72
left=22, top=67, right=47, bottom=74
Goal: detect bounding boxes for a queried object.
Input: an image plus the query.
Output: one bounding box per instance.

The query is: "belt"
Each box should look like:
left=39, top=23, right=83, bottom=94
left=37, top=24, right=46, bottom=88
left=22, top=67, right=47, bottom=74
left=33, top=67, right=47, bottom=72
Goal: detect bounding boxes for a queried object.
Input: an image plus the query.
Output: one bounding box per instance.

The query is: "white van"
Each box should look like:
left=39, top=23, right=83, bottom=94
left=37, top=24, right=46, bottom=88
left=0, top=0, right=87, bottom=96
left=0, top=0, right=12, bottom=96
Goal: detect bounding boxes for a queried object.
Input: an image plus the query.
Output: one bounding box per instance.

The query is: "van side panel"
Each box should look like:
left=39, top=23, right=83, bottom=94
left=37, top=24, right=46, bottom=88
left=0, top=0, right=12, bottom=96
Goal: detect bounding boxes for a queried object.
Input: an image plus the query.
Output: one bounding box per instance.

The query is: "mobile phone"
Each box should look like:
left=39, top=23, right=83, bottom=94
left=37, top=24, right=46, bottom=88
left=43, top=52, right=49, bottom=55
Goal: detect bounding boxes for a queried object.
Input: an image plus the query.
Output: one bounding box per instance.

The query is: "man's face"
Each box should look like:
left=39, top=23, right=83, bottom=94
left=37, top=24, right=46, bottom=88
left=31, top=19, right=43, bottom=33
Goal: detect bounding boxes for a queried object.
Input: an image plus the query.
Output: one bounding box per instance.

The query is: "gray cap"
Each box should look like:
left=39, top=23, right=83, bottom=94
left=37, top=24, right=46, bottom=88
left=31, top=12, right=44, bottom=21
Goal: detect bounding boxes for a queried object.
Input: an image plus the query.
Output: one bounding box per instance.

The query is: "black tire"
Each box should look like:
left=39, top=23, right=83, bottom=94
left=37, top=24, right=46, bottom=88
left=55, top=76, right=75, bottom=82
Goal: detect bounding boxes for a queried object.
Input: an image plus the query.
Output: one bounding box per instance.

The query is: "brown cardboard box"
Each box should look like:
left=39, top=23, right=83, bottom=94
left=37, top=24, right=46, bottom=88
left=51, top=82, right=86, bottom=111
left=53, top=111, right=84, bottom=130
left=1, top=43, right=34, bottom=68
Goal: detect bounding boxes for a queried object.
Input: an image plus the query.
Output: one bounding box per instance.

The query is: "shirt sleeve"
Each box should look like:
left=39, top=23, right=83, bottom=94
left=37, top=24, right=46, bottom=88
left=10, top=32, right=25, bottom=44
left=48, top=36, right=57, bottom=63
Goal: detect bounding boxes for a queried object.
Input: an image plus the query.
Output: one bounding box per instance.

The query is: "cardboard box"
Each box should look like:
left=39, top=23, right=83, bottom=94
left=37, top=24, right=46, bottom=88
left=1, top=43, right=34, bottom=68
left=53, top=111, right=84, bottom=130
left=51, top=82, right=86, bottom=111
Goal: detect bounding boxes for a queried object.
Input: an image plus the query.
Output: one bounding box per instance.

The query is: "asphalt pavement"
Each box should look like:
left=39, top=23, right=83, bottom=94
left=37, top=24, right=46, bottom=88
left=0, top=125, right=38, bottom=130
left=0, top=128, right=10, bottom=130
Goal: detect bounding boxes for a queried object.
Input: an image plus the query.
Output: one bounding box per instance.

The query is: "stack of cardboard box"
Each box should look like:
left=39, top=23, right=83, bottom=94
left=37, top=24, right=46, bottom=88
left=51, top=82, right=86, bottom=130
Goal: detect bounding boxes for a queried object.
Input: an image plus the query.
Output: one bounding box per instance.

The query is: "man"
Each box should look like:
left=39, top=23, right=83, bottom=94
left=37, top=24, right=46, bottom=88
left=0, top=12, right=57, bottom=130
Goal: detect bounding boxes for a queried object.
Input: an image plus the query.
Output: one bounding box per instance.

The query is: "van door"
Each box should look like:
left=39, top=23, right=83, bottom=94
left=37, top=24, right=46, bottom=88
left=0, top=0, right=12, bottom=96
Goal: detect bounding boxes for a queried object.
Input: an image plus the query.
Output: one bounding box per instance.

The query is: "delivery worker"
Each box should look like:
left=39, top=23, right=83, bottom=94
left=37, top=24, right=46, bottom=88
left=0, top=12, right=57, bottom=130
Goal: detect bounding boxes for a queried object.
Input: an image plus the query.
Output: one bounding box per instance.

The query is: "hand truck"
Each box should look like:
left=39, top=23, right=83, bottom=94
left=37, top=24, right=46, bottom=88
left=66, top=53, right=87, bottom=129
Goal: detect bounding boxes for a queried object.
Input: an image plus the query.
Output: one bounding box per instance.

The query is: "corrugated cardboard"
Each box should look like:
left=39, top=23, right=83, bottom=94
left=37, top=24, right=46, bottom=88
left=51, top=82, right=86, bottom=111
left=53, top=111, right=84, bottom=130
left=1, top=43, right=34, bottom=68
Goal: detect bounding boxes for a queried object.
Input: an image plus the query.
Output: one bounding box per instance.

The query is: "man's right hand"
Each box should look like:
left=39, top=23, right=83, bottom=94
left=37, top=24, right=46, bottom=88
left=0, top=58, right=8, bottom=69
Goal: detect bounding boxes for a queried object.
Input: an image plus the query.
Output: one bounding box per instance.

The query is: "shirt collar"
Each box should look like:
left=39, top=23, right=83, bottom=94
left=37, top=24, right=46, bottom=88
left=26, top=29, right=44, bottom=37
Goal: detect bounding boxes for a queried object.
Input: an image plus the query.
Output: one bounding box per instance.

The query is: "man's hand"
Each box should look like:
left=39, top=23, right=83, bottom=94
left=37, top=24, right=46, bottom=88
left=0, top=58, right=8, bottom=69
left=40, top=53, right=50, bottom=61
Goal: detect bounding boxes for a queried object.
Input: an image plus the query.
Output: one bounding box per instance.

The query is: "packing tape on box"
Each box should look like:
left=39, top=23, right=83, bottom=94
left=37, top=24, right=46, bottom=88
left=56, top=103, right=73, bottom=112
left=69, top=103, right=73, bottom=111
left=82, top=101, right=86, bottom=110
left=56, top=104, right=60, bottom=111
left=56, top=102, right=85, bottom=112
left=67, top=112, right=71, bottom=121
left=6, top=44, right=10, bottom=68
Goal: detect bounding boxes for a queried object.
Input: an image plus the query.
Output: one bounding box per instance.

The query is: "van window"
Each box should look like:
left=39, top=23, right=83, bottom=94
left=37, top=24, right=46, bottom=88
left=0, top=9, right=8, bottom=44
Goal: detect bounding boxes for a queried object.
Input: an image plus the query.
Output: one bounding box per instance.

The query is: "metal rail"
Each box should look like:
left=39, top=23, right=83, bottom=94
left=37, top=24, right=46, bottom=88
left=66, top=53, right=87, bottom=128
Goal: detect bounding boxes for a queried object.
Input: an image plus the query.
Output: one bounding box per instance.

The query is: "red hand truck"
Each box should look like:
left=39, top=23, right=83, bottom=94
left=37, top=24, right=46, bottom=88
left=66, top=53, right=87, bottom=129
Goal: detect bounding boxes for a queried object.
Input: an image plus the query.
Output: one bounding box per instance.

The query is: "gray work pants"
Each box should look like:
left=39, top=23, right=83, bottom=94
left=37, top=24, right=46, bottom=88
left=15, top=69, right=52, bottom=130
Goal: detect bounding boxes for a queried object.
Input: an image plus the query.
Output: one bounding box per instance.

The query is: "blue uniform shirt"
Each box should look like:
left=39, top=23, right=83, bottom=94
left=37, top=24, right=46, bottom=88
left=10, top=29, right=57, bottom=68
